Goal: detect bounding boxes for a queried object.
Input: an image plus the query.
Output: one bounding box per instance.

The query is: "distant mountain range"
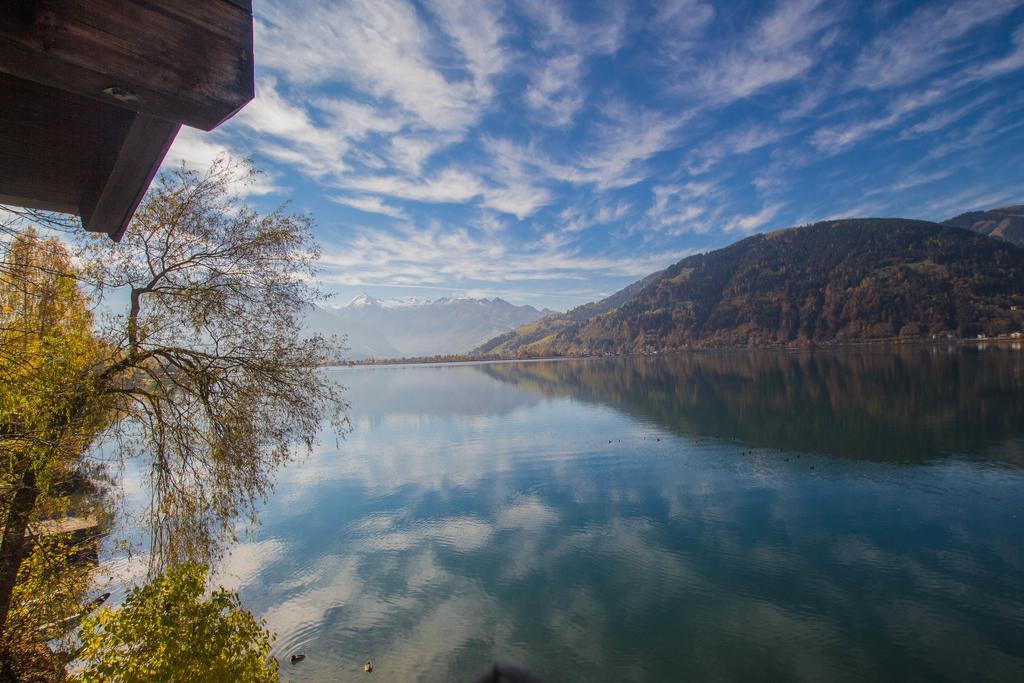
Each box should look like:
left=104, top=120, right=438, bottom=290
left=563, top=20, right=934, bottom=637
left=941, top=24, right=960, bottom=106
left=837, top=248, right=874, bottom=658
left=475, top=218, right=1024, bottom=356
left=943, top=205, right=1024, bottom=247
left=304, top=294, right=552, bottom=360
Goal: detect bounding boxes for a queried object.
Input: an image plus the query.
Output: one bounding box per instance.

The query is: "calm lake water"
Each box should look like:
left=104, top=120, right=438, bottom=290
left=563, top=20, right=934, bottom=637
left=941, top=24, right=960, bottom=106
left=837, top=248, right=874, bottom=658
left=144, top=347, right=1024, bottom=681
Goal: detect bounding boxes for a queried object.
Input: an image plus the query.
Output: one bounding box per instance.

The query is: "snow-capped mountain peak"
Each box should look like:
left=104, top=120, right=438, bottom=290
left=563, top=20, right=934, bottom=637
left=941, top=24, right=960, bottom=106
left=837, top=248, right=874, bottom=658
left=306, top=295, right=553, bottom=359
left=347, top=293, right=381, bottom=307
left=344, top=294, right=510, bottom=310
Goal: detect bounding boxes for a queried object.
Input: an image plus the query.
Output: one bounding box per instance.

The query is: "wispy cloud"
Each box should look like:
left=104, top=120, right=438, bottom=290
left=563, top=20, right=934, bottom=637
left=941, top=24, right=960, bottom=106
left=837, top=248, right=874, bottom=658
left=687, top=124, right=788, bottom=174
left=257, top=0, right=504, bottom=134
left=163, top=128, right=279, bottom=197
left=329, top=195, right=408, bottom=220
left=646, top=181, right=724, bottom=235
left=557, top=201, right=633, bottom=234
left=727, top=202, right=785, bottom=233
left=161, top=0, right=1024, bottom=308
left=850, top=0, right=1022, bottom=90
left=519, top=1, right=629, bottom=127
left=524, top=53, right=586, bottom=127
left=492, top=102, right=692, bottom=191
left=317, top=222, right=693, bottom=288
left=339, top=169, right=486, bottom=204
left=698, top=0, right=842, bottom=102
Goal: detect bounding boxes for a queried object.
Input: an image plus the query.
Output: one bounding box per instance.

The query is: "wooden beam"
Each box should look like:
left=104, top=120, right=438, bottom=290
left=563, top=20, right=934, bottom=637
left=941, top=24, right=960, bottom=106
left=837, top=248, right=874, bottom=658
left=0, top=0, right=254, bottom=131
left=80, top=112, right=180, bottom=241
left=0, top=72, right=180, bottom=240
left=0, top=71, right=106, bottom=214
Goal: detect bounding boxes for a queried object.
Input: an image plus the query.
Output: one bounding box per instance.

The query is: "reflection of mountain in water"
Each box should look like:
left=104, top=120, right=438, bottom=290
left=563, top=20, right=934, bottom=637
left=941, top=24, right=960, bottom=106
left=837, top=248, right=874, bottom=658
left=477, top=347, right=1024, bottom=462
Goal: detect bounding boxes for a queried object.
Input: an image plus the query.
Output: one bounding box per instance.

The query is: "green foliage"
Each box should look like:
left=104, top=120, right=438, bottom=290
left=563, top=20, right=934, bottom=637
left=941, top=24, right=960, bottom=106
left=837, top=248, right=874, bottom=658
left=1, top=536, right=94, bottom=679
left=0, top=230, right=109, bottom=482
left=9, top=535, right=93, bottom=637
left=0, top=164, right=348, bottom=683
left=0, top=231, right=110, bottom=660
left=0, top=160, right=346, bottom=674
left=73, top=563, right=278, bottom=683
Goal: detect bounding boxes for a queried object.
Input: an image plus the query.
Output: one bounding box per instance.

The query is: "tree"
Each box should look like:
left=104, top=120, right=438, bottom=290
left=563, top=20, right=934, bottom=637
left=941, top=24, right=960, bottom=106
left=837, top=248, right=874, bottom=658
left=0, top=231, right=109, bottom=638
left=0, top=159, right=348, bottom=640
left=73, top=562, right=278, bottom=682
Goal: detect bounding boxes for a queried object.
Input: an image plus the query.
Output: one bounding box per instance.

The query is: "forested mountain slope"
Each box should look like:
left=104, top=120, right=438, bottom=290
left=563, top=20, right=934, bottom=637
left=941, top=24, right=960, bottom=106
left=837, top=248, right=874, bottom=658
left=476, top=219, right=1024, bottom=356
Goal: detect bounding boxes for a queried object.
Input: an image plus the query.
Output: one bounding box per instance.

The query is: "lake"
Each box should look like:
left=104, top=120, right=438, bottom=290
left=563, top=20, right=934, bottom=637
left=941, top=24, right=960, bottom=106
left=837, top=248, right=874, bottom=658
left=168, top=347, right=1024, bottom=680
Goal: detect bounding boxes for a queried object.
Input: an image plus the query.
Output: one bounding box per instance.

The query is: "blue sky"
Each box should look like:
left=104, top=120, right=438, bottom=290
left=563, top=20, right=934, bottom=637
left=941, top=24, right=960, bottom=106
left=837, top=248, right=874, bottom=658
left=164, top=0, right=1024, bottom=311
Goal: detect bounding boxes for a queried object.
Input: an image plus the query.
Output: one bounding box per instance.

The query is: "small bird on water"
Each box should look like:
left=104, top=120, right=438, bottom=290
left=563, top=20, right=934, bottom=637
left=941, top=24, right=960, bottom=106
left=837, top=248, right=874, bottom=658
left=364, top=660, right=374, bottom=673
left=291, top=654, right=306, bottom=664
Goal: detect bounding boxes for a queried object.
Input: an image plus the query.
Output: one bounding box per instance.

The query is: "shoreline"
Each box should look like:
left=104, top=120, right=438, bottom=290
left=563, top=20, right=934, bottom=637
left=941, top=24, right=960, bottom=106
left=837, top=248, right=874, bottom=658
left=327, top=334, right=1023, bottom=368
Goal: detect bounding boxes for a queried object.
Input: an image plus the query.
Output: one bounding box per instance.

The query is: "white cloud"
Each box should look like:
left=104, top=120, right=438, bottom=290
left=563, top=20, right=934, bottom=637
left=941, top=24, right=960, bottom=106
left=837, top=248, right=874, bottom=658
left=329, top=195, right=408, bottom=219
left=524, top=53, right=586, bottom=127
left=889, top=170, right=954, bottom=193
left=520, top=0, right=628, bottom=56
left=900, top=94, right=997, bottom=138
left=813, top=27, right=1024, bottom=156
left=164, top=127, right=235, bottom=170
left=698, top=0, right=842, bottom=102
left=340, top=168, right=485, bottom=204
left=257, top=0, right=503, bottom=134
left=651, top=0, right=715, bottom=35
left=232, top=78, right=353, bottom=177
left=488, top=103, right=692, bottom=190
left=314, top=97, right=408, bottom=140
left=810, top=87, right=950, bottom=154
left=247, top=0, right=510, bottom=188
left=644, top=181, right=729, bottom=235
left=481, top=183, right=553, bottom=219
left=317, top=221, right=693, bottom=288
left=934, top=22, right=1024, bottom=91
left=425, top=0, right=509, bottom=99
left=518, top=1, right=630, bottom=128
left=162, top=128, right=279, bottom=197
left=383, top=134, right=454, bottom=176
left=850, top=0, right=1021, bottom=90
left=558, top=201, right=632, bottom=234
left=728, top=202, right=785, bottom=233
left=688, top=124, right=788, bottom=174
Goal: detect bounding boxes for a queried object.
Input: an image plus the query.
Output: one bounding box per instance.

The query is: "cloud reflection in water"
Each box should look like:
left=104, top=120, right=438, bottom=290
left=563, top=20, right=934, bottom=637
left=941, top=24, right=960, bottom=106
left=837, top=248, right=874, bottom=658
left=173, top=351, right=1024, bottom=680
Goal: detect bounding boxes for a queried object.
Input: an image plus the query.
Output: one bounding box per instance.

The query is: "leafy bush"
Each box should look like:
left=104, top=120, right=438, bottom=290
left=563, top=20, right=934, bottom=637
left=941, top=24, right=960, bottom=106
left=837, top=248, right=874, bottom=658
left=73, top=563, right=277, bottom=683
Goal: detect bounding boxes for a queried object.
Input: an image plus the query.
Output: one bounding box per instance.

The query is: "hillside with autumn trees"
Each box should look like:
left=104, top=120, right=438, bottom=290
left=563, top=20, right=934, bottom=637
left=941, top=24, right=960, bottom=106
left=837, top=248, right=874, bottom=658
left=475, top=219, right=1024, bottom=356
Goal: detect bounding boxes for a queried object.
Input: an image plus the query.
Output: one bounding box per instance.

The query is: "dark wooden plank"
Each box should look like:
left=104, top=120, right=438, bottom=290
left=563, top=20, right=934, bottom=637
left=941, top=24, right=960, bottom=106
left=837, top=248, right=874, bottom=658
left=0, top=72, right=106, bottom=213
left=80, top=113, right=180, bottom=240
left=0, top=72, right=179, bottom=239
left=0, top=0, right=254, bottom=131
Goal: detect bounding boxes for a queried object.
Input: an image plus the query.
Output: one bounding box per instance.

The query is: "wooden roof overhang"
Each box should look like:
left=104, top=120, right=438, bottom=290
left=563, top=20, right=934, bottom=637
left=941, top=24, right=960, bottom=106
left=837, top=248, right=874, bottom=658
left=0, top=0, right=255, bottom=241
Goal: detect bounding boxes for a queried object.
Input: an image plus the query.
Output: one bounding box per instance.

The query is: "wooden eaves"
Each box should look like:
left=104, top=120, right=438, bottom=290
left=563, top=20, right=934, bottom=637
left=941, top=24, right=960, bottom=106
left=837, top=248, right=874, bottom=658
left=0, top=0, right=255, bottom=241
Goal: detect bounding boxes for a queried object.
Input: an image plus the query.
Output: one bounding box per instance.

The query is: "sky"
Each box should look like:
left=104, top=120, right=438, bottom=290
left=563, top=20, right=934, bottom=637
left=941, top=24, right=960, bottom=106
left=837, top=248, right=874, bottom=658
left=164, top=0, right=1024, bottom=312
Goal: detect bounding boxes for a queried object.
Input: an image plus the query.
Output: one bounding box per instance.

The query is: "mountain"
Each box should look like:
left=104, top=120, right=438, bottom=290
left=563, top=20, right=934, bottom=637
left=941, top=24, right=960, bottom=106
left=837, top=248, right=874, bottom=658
left=475, top=219, right=1024, bottom=356
left=306, top=295, right=553, bottom=359
left=943, top=205, right=1024, bottom=247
